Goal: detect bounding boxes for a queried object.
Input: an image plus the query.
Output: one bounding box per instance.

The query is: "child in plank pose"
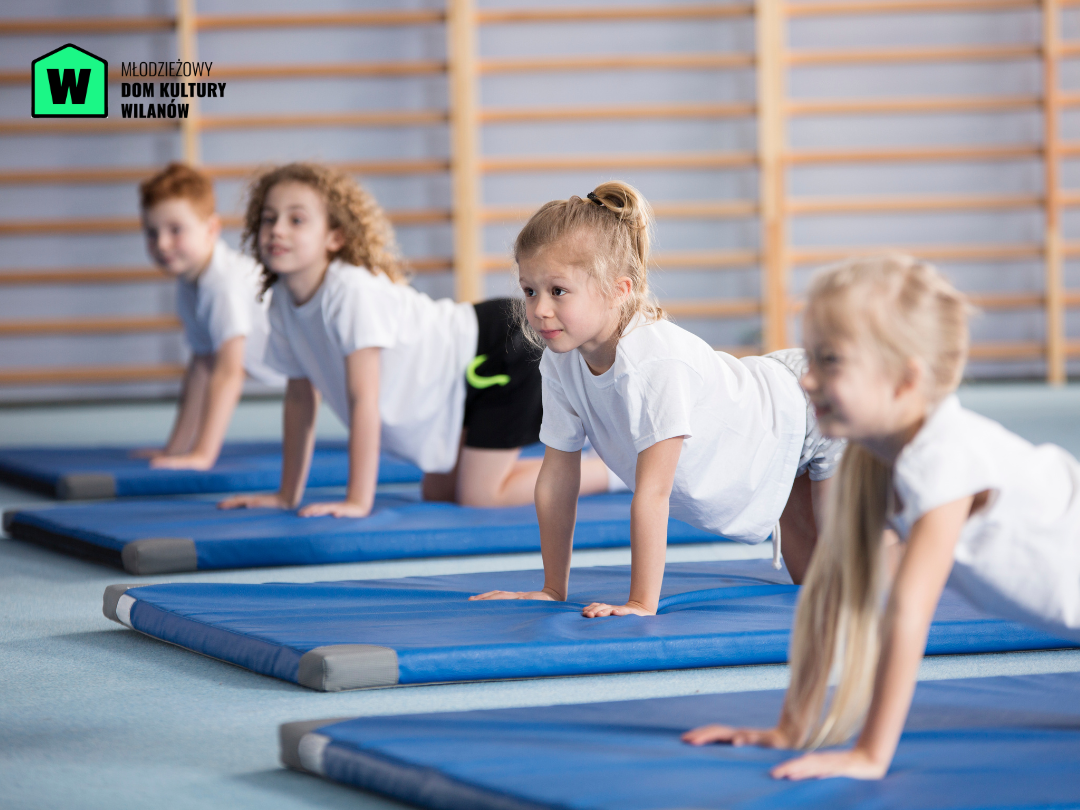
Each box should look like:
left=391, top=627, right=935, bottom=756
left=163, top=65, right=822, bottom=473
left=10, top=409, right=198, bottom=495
left=220, top=162, right=609, bottom=518
left=684, top=254, right=1080, bottom=780
left=472, top=182, right=843, bottom=616
left=138, top=162, right=283, bottom=470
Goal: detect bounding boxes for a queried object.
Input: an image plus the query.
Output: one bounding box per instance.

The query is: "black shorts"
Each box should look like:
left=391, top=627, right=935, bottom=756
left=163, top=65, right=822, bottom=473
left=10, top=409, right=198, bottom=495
left=462, top=298, right=543, bottom=449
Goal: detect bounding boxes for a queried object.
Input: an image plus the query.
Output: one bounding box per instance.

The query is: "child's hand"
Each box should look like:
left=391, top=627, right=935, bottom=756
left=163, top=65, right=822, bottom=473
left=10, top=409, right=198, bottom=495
left=218, top=493, right=292, bottom=510
left=469, top=588, right=561, bottom=602
left=150, top=452, right=215, bottom=471
left=581, top=600, right=655, bottom=617
left=770, top=748, right=888, bottom=781
left=297, top=501, right=372, bottom=518
left=129, top=447, right=165, bottom=460
left=681, top=724, right=792, bottom=748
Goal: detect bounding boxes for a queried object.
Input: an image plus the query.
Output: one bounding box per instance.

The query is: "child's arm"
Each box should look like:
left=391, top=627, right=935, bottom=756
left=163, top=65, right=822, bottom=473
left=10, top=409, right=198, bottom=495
left=298, top=348, right=381, bottom=518
left=219, top=377, right=319, bottom=510
left=469, top=446, right=581, bottom=602
left=132, top=356, right=211, bottom=458
left=580, top=436, right=683, bottom=617
left=151, top=336, right=246, bottom=470
left=684, top=496, right=972, bottom=781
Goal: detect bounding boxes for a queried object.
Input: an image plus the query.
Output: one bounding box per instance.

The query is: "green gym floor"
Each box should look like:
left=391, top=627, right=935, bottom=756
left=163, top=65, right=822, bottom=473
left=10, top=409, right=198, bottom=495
left=3, top=384, right=1080, bottom=809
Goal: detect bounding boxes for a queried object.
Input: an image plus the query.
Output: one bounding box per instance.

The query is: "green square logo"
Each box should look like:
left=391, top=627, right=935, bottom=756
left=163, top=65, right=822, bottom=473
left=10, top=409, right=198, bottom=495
left=31, top=43, right=108, bottom=118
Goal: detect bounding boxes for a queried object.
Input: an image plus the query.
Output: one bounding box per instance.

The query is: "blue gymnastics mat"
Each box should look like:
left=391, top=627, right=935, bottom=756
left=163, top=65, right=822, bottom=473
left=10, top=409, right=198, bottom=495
left=280, top=670, right=1080, bottom=810
left=6, top=491, right=716, bottom=573
left=101, top=560, right=1077, bottom=689
left=0, top=441, right=422, bottom=499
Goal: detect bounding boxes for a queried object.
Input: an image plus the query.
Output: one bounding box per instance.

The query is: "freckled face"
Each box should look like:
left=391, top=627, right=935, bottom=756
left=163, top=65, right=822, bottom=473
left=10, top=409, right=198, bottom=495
left=801, top=317, right=906, bottom=442
left=517, top=240, right=621, bottom=356
left=142, top=198, right=217, bottom=280
left=257, top=181, right=340, bottom=275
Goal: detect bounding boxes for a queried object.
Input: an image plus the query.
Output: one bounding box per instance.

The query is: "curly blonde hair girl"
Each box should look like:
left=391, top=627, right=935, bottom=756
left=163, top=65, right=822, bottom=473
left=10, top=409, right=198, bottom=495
left=242, top=162, right=406, bottom=295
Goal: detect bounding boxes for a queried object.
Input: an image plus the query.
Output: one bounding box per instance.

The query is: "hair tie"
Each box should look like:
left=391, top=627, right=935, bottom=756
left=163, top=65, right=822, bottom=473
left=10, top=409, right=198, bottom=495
left=586, top=192, right=604, bottom=207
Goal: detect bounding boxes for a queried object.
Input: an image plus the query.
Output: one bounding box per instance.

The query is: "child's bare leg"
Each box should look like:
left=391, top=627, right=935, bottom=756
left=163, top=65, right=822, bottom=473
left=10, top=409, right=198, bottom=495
left=456, top=447, right=611, bottom=507
left=778, top=473, right=817, bottom=584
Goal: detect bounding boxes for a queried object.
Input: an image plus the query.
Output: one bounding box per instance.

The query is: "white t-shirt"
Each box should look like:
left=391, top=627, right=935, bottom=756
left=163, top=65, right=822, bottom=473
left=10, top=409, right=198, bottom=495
left=175, top=240, right=283, bottom=386
left=265, top=260, right=479, bottom=473
left=889, top=394, right=1080, bottom=642
left=539, top=318, right=806, bottom=543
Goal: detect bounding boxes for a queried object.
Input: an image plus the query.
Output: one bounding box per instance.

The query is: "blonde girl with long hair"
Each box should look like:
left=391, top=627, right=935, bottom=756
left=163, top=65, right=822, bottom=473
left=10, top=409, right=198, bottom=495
left=472, top=182, right=844, bottom=616
left=684, top=254, right=1080, bottom=779
left=221, top=163, right=608, bottom=518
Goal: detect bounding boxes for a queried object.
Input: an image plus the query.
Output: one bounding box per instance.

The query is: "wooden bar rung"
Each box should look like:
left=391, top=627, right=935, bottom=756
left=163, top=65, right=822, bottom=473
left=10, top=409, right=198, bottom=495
left=0, top=268, right=163, bottom=286
left=477, top=4, right=756, bottom=23
left=479, top=53, right=754, bottom=75
left=196, top=10, right=447, bottom=30
left=788, top=193, right=1042, bottom=215
left=967, top=341, right=1045, bottom=359
left=0, top=16, right=175, bottom=34
left=200, top=110, right=449, bottom=130
left=788, top=0, right=1037, bottom=17
left=480, top=101, right=756, bottom=123
left=663, top=298, right=761, bottom=318
left=789, top=243, right=1044, bottom=265
left=788, top=94, right=1041, bottom=116
left=788, top=44, right=1040, bottom=67
left=788, top=144, right=1041, bottom=165
left=0, top=364, right=186, bottom=386
left=0, top=316, right=181, bottom=337
left=481, top=151, right=757, bottom=173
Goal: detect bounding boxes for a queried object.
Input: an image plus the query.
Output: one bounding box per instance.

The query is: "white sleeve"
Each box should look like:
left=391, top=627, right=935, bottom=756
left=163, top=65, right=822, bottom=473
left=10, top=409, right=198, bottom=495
left=538, top=360, right=586, bottom=452
left=624, top=359, right=699, bottom=454
left=263, top=296, right=305, bottom=379
left=331, top=272, right=400, bottom=355
left=204, top=275, right=254, bottom=351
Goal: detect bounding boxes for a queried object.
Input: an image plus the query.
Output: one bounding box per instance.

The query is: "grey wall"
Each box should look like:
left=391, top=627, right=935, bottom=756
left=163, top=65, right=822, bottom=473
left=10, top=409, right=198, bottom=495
left=0, top=0, right=1072, bottom=402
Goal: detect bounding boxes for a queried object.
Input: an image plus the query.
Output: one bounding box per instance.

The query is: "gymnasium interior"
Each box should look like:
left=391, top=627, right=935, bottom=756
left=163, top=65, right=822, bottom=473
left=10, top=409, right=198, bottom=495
left=4, top=1, right=1080, bottom=808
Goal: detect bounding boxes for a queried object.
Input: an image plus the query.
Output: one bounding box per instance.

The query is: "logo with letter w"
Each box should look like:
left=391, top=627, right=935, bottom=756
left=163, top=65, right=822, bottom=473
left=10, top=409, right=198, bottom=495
left=31, top=43, right=108, bottom=118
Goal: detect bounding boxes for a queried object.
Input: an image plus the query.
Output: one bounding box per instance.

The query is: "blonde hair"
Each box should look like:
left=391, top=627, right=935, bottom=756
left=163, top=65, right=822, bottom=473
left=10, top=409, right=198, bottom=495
left=242, top=162, right=406, bottom=296
left=788, top=254, right=969, bottom=749
left=513, top=181, right=665, bottom=344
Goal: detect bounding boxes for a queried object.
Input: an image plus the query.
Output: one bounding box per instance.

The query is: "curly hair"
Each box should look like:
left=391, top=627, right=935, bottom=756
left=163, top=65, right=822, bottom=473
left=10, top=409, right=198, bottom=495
left=241, top=162, right=406, bottom=296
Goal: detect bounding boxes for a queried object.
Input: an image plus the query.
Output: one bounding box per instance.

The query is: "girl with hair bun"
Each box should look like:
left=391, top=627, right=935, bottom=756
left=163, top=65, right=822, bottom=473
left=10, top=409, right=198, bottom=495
left=685, top=254, right=1080, bottom=780
left=472, top=181, right=843, bottom=615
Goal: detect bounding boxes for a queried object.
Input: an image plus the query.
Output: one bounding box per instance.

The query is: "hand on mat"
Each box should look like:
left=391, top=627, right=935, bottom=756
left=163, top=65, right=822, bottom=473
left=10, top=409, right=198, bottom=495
left=218, top=493, right=292, bottom=510
left=581, top=601, right=655, bottom=618
left=469, top=588, right=561, bottom=602
left=681, top=724, right=791, bottom=749
left=297, top=500, right=372, bottom=518
left=770, top=748, right=887, bottom=781
left=129, top=447, right=165, bottom=460
left=150, top=452, right=214, bottom=471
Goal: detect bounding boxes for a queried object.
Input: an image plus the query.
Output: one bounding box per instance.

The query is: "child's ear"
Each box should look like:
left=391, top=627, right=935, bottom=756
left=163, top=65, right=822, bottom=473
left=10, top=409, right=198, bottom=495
left=896, top=356, right=926, bottom=399
left=615, top=276, right=633, bottom=302
left=206, top=213, right=222, bottom=241
left=325, top=228, right=345, bottom=255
